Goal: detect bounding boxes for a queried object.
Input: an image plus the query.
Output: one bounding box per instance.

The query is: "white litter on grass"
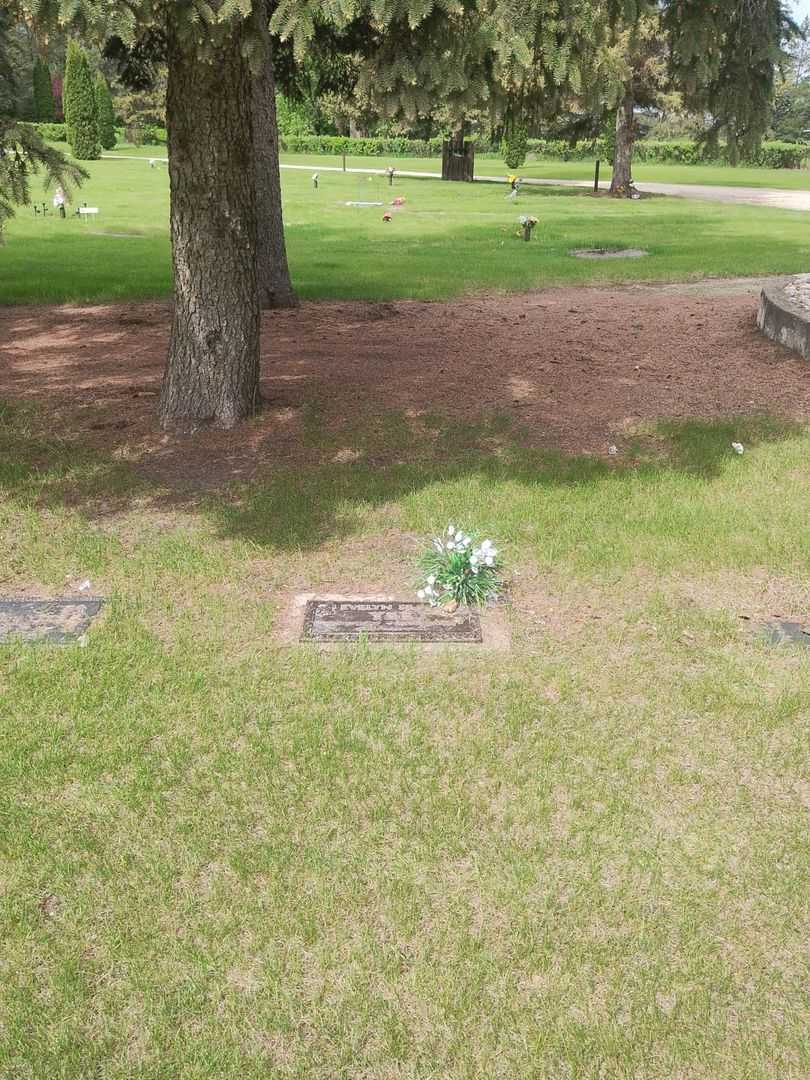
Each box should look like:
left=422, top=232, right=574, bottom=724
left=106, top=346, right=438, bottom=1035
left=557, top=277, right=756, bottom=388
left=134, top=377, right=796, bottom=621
left=345, top=201, right=384, bottom=207
left=608, top=445, right=618, bottom=456
left=78, top=579, right=92, bottom=592
left=731, top=442, right=745, bottom=455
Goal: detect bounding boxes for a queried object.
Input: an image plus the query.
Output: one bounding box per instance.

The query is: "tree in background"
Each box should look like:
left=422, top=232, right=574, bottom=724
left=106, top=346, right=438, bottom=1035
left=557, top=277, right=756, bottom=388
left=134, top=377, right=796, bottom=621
left=251, top=1, right=297, bottom=309
left=771, top=15, right=810, bottom=142
left=32, top=54, right=55, bottom=119
left=63, top=40, right=99, bottom=159
left=664, top=0, right=794, bottom=164
left=784, top=14, right=810, bottom=84
left=772, top=81, right=810, bottom=140
left=601, top=11, right=669, bottom=196
left=94, top=71, right=116, bottom=148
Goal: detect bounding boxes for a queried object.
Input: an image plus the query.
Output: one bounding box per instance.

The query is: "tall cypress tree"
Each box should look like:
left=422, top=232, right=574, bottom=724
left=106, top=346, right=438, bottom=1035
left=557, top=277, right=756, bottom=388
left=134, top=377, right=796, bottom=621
left=94, top=72, right=116, bottom=149
left=32, top=56, right=55, bottom=121
left=63, top=41, right=100, bottom=159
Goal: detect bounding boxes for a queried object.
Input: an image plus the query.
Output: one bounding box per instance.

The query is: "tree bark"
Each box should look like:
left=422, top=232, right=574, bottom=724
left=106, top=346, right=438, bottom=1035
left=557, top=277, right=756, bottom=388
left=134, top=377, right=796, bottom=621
left=252, top=5, right=298, bottom=309
left=441, top=123, right=475, bottom=181
left=610, top=91, right=637, bottom=197
left=158, top=22, right=261, bottom=431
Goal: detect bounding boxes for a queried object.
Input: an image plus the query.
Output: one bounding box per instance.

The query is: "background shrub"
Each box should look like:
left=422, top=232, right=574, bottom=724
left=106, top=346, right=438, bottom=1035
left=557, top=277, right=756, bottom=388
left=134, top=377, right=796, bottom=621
left=502, top=127, right=529, bottom=170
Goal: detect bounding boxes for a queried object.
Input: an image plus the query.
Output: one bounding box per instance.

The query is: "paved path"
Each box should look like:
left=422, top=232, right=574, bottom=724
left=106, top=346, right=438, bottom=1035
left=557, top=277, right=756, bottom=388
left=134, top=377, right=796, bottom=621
left=104, top=155, right=810, bottom=212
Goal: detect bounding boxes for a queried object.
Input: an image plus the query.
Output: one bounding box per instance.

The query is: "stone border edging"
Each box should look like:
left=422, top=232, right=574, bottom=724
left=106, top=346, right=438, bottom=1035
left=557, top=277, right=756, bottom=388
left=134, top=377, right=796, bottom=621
left=757, top=280, right=810, bottom=360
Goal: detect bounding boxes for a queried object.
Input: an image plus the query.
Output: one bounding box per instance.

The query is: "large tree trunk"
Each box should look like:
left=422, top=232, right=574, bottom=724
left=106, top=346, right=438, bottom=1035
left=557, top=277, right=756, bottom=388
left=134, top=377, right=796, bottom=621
left=252, top=5, right=298, bottom=309
left=442, top=123, right=475, bottom=181
left=158, top=22, right=261, bottom=431
left=610, top=91, right=637, bottom=197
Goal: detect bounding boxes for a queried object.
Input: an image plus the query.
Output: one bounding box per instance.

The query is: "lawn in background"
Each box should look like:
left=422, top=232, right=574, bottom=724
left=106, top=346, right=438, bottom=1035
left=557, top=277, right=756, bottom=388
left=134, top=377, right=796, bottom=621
left=103, top=139, right=810, bottom=191
left=3, top=152, right=810, bottom=304
left=1, top=400, right=810, bottom=1077
left=279, top=150, right=810, bottom=191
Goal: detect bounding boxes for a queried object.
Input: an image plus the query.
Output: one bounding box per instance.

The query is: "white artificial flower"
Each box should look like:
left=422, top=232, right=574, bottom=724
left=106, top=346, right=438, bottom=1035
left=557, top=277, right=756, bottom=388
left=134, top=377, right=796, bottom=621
left=455, top=531, right=464, bottom=541
left=417, top=589, right=426, bottom=599
left=485, top=556, right=494, bottom=566
left=447, top=541, right=456, bottom=551
left=447, top=525, right=456, bottom=535
left=427, top=575, right=436, bottom=585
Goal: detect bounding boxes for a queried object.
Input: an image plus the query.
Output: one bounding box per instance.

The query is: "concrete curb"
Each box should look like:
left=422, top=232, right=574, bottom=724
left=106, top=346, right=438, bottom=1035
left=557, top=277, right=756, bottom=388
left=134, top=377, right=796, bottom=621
left=757, top=280, right=810, bottom=360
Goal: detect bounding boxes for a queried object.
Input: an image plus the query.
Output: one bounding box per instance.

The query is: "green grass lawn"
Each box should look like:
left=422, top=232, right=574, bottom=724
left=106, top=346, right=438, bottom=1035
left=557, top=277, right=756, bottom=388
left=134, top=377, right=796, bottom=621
left=2, top=401, right=810, bottom=1077
left=3, top=151, right=810, bottom=304
left=275, top=150, right=810, bottom=191
left=103, top=141, right=810, bottom=191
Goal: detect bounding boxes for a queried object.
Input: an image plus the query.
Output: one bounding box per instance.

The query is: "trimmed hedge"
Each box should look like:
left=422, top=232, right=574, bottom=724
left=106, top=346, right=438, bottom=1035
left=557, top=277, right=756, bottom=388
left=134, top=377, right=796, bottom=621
left=28, top=121, right=166, bottom=145
left=28, top=124, right=808, bottom=169
left=281, top=134, right=446, bottom=157
left=525, top=137, right=808, bottom=168
left=280, top=133, right=808, bottom=169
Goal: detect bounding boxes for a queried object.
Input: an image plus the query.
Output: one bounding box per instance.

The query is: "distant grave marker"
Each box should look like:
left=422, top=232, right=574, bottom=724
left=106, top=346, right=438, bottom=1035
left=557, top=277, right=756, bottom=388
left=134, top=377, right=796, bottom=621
left=571, top=247, right=647, bottom=260
left=760, top=619, right=810, bottom=648
left=301, top=599, right=482, bottom=643
left=0, top=598, right=103, bottom=644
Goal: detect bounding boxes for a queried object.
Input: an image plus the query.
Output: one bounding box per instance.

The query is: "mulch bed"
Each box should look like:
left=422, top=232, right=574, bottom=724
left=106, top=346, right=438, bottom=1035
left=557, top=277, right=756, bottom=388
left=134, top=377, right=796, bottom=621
left=2, top=281, right=809, bottom=490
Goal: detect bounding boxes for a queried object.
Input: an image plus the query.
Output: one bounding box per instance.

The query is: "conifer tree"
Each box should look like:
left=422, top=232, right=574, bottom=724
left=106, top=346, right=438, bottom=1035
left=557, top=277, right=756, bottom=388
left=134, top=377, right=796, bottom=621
left=94, top=72, right=116, bottom=149
left=32, top=55, right=55, bottom=121
left=63, top=40, right=100, bottom=159
left=663, top=0, right=793, bottom=163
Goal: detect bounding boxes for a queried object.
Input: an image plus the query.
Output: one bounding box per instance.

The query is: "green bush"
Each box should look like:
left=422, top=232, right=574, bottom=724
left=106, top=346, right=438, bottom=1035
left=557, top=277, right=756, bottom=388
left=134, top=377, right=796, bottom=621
left=94, top=74, right=117, bottom=150
left=140, top=124, right=167, bottom=145
left=753, top=142, right=808, bottom=168
left=502, top=127, right=529, bottom=170
left=275, top=94, right=318, bottom=138
left=63, top=41, right=100, bottom=160
left=29, top=121, right=67, bottom=141
left=123, top=123, right=166, bottom=146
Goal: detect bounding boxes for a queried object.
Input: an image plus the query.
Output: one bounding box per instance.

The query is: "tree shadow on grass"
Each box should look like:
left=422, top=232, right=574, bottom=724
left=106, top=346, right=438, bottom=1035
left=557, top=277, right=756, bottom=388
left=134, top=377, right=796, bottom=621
left=0, top=399, right=804, bottom=553
left=208, top=413, right=804, bottom=551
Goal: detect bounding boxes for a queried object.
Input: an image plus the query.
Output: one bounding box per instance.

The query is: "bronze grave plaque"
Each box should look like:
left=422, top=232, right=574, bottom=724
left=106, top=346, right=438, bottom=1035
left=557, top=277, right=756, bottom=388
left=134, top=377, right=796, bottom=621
left=301, top=600, right=482, bottom=643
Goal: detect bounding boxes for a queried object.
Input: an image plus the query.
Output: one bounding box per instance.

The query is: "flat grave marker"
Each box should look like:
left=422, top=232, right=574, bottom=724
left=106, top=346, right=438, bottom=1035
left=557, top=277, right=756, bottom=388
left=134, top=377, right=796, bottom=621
left=301, top=599, right=482, bottom=643
left=760, top=619, right=810, bottom=648
left=0, top=598, right=104, bottom=644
